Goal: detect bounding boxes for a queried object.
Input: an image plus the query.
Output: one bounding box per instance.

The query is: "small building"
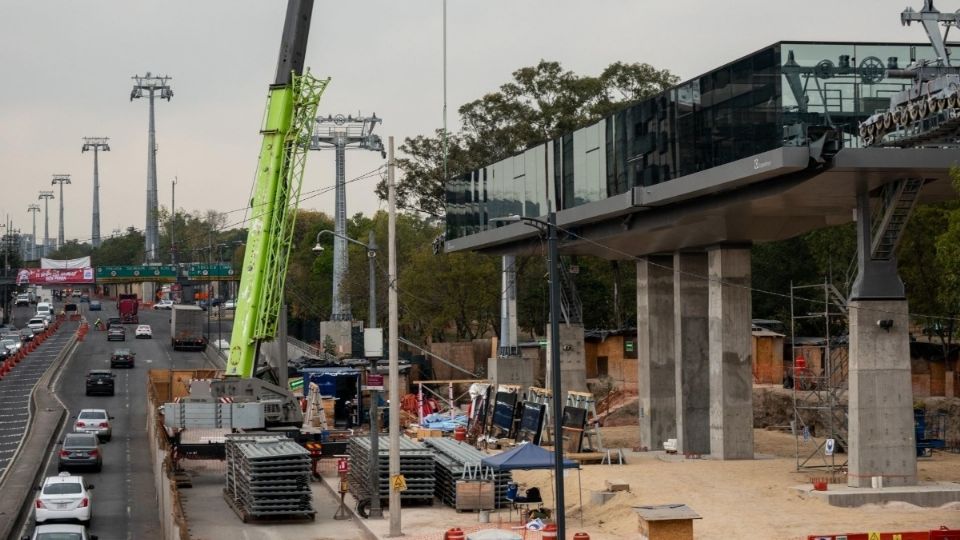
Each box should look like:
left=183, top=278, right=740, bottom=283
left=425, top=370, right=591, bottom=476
left=634, top=503, right=701, bottom=540
left=584, top=329, right=638, bottom=392
left=752, top=328, right=785, bottom=384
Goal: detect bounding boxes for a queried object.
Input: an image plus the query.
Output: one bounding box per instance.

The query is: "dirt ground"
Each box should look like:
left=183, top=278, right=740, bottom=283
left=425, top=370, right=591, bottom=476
left=508, top=426, right=960, bottom=540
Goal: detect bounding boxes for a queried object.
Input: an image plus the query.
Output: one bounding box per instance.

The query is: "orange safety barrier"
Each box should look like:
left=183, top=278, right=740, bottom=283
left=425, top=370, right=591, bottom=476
left=809, top=527, right=960, bottom=540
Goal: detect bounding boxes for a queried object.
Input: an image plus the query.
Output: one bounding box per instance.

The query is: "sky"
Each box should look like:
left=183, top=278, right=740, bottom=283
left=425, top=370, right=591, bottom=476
left=0, top=0, right=934, bottom=244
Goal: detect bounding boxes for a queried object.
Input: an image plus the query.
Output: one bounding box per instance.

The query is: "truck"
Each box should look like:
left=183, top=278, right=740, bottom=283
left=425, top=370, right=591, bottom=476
left=118, top=293, right=139, bottom=324
left=171, top=305, right=206, bottom=351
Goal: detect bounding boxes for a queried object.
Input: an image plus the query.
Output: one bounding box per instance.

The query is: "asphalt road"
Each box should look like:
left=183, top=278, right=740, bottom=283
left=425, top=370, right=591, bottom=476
left=0, top=304, right=76, bottom=480
left=21, top=304, right=216, bottom=540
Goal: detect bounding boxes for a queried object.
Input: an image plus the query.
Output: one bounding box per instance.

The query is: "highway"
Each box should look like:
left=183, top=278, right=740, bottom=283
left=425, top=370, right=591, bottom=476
left=19, top=304, right=216, bottom=540
left=0, top=305, right=76, bottom=480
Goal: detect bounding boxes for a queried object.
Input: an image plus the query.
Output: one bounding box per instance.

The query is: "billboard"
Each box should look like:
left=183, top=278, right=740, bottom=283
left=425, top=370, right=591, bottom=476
left=17, top=267, right=95, bottom=285
left=41, top=257, right=92, bottom=269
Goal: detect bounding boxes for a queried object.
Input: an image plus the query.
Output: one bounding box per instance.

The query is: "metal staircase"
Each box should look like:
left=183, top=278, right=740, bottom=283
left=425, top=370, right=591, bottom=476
left=871, top=178, right=925, bottom=260
left=557, top=258, right=582, bottom=325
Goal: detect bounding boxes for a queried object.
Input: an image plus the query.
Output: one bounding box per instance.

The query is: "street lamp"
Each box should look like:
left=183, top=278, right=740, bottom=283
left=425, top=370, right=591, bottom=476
left=313, top=228, right=382, bottom=519
left=491, top=207, right=566, bottom=540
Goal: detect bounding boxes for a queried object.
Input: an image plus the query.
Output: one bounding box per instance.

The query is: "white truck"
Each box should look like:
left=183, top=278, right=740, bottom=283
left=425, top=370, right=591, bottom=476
left=170, top=305, right=207, bottom=351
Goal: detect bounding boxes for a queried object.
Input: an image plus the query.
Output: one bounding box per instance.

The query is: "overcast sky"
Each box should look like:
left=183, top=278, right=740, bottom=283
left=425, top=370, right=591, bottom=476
left=0, top=0, right=930, bottom=243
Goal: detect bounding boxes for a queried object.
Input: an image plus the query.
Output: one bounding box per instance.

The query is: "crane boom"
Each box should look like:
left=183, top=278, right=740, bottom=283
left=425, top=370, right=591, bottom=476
left=226, top=0, right=329, bottom=378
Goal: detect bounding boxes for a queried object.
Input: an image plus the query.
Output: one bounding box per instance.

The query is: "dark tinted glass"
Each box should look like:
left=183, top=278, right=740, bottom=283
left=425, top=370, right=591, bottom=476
left=43, top=483, right=83, bottom=495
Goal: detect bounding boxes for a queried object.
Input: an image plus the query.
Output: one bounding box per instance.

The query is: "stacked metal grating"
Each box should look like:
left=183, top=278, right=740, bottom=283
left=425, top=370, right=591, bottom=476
left=224, top=435, right=315, bottom=520
left=422, top=437, right=513, bottom=508
left=347, top=436, right=435, bottom=503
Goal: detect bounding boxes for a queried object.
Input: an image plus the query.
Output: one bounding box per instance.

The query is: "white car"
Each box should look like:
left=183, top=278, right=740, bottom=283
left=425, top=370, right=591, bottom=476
left=27, top=318, right=47, bottom=332
left=135, top=325, right=152, bottom=339
left=74, top=409, right=112, bottom=441
left=26, top=524, right=97, bottom=540
left=34, top=473, right=93, bottom=524
left=223, top=300, right=236, bottom=310
left=153, top=299, right=174, bottom=310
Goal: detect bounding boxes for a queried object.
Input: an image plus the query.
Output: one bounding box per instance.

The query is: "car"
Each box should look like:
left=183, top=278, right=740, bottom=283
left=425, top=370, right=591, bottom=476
left=88, top=300, right=101, bottom=311
left=27, top=318, right=48, bottom=332
left=2, top=337, right=21, bottom=354
left=84, top=370, right=115, bottom=396
left=57, top=433, right=101, bottom=472
left=24, top=523, right=98, bottom=540
left=106, top=317, right=122, bottom=327
left=153, top=299, right=174, bottom=310
left=20, top=327, right=35, bottom=342
left=134, top=325, right=152, bottom=339
left=224, top=299, right=236, bottom=310
left=110, top=348, right=135, bottom=368
left=71, top=291, right=81, bottom=298
left=106, top=326, right=125, bottom=341
left=16, top=294, right=30, bottom=306
left=73, top=409, right=113, bottom=442
left=34, top=472, right=94, bottom=525
left=80, top=294, right=89, bottom=303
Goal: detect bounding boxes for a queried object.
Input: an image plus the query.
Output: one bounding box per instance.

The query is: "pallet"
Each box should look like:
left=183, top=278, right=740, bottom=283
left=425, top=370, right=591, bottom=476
left=566, top=452, right=606, bottom=464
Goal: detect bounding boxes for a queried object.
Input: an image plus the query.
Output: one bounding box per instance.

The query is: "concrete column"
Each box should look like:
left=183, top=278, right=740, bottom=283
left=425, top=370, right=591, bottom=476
left=545, top=323, right=586, bottom=400
left=847, top=299, right=917, bottom=487
left=707, top=246, right=754, bottom=459
left=673, top=252, right=710, bottom=455
left=636, top=255, right=676, bottom=451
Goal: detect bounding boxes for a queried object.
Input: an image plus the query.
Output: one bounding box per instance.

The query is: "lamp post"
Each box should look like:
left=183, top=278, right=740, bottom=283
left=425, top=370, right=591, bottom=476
left=313, top=228, right=382, bottom=518
left=492, top=207, right=565, bottom=540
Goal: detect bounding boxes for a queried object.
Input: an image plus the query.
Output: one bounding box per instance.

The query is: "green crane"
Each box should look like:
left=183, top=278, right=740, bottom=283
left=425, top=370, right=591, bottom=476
left=226, top=0, right=328, bottom=379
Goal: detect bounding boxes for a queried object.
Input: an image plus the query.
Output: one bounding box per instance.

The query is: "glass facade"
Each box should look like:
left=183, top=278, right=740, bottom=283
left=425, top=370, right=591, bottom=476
left=445, top=41, right=949, bottom=241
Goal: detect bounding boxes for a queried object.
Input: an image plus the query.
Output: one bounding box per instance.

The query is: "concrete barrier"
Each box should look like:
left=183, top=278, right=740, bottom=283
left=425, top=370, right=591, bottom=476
left=147, top=378, right=189, bottom=540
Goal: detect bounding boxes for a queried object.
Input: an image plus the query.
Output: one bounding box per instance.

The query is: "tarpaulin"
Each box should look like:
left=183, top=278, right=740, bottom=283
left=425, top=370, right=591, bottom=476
left=17, top=267, right=95, bottom=285
left=41, top=256, right=91, bottom=269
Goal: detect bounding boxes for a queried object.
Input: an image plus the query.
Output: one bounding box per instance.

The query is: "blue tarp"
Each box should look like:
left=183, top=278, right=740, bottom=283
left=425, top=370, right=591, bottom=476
left=481, top=443, right=579, bottom=471
left=421, top=413, right=468, bottom=432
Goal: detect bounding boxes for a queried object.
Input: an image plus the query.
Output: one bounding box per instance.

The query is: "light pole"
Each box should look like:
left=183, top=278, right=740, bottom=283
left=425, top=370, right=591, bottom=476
left=313, top=228, right=382, bottom=518
left=492, top=207, right=566, bottom=540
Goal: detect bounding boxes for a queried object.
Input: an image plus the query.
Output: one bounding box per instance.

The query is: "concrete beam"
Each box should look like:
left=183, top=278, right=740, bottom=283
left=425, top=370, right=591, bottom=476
left=637, top=255, right=677, bottom=451
left=707, top=246, right=754, bottom=459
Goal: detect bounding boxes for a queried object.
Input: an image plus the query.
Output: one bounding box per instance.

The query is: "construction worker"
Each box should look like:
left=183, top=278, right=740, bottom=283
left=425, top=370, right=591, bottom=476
left=94, top=317, right=103, bottom=330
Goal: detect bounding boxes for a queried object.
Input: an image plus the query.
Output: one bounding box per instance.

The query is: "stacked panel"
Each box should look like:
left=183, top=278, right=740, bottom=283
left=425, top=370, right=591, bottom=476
left=224, top=435, right=315, bottom=521
left=347, top=436, right=435, bottom=503
left=422, top=437, right=512, bottom=509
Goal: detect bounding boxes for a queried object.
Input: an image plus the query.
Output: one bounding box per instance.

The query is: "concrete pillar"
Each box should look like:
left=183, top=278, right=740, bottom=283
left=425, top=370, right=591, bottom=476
left=545, top=323, right=586, bottom=399
left=673, top=252, right=710, bottom=455
left=847, top=299, right=917, bottom=487
left=707, top=246, right=754, bottom=459
left=487, top=355, right=534, bottom=392
left=636, top=255, right=676, bottom=451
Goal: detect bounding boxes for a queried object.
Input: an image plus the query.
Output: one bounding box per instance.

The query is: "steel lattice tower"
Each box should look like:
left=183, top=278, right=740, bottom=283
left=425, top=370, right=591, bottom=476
left=51, top=175, right=71, bottom=249
left=82, top=137, right=110, bottom=248
left=38, top=191, right=54, bottom=257
left=311, top=114, right=384, bottom=321
left=27, top=204, right=40, bottom=261
left=130, top=73, right=173, bottom=262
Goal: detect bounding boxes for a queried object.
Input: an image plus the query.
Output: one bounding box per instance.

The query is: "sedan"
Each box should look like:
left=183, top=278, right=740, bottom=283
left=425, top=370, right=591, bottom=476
left=134, top=324, right=152, bottom=339
left=1, top=337, right=20, bottom=355
left=106, top=326, right=125, bottom=341
left=110, top=348, right=135, bottom=368
left=25, top=524, right=98, bottom=540
left=34, top=473, right=93, bottom=525
left=27, top=318, right=47, bottom=332
left=20, top=327, right=35, bottom=342
left=57, top=433, right=102, bottom=472
left=88, top=300, right=101, bottom=311
left=223, top=300, right=236, bottom=310
left=74, top=409, right=113, bottom=442
left=153, top=299, right=174, bottom=310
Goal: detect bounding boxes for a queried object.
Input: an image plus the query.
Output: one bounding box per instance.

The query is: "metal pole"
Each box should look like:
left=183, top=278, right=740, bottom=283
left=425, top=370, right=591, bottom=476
left=146, top=88, right=158, bottom=262
left=387, top=136, right=401, bottom=536
left=332, top=142, right=350, bottom=320
left=442, top=0, right=448, bottom=184
left=91, top=147, right=101, bottom=248
left=547, top=206, right=566, bottom=540
left=57, top=181, right=65, bottom=249
left=171, top=178, right=177, bottom=265
left=368, top=229, right=382, bottom=518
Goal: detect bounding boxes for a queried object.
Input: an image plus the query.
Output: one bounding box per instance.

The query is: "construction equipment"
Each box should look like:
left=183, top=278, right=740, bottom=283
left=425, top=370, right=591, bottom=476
left=162, top=0, right=329, bottom=431
left=859, top=1, right=960, bottom=147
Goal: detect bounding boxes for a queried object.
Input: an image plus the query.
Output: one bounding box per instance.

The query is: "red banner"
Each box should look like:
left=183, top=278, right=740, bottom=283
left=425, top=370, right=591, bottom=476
left=17, top=267, right=95, bottom=285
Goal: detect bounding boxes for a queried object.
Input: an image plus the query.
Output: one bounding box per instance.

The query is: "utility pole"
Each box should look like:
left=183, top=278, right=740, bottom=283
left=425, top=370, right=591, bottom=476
left=82, top=137, right=110, bottom=248
left=51, top=174, right=71, bottom=250
left=38, top=191, right=54, bottom=258
left=387, top=136, right=401, bottom=536
left=27, top=204, right=40, bottom=261
left=171, top=177, right=177, bottom=265
left=311, top=113, right=384, bottom=321
left=130, top=72, right=173, bottom=263
left=366, top=229, right=383, bottom=519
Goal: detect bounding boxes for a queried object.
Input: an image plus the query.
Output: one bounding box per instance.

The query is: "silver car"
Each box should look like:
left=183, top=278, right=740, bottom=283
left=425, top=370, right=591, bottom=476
left=73, top=409, right=113, bottom=442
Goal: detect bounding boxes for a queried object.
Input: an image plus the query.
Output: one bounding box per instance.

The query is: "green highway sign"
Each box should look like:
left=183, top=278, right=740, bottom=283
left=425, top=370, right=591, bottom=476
left=187, top=263, right=237, bottom=280
left=96, top=265, right=178, bottom=283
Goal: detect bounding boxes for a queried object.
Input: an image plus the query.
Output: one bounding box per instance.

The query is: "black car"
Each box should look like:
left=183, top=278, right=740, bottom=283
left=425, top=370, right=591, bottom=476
left=85, top=370, right=115, bottom=396
left=57, top=433, right=102, bottom=472
left=106, top=317, right=122, bottom=327
left=110, top=348, right=135, bottom=369
left=107, top=326, right=125, bottom=342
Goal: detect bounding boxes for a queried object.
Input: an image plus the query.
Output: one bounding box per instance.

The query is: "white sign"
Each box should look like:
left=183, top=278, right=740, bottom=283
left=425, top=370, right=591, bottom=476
left=825, top=438, right=836, bottom=456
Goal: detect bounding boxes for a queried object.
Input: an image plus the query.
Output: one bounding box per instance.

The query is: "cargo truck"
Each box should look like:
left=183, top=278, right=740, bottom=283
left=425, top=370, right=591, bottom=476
left=118, top=293, right=139, bottom=324
left=171, top=305, right=206, bottom=351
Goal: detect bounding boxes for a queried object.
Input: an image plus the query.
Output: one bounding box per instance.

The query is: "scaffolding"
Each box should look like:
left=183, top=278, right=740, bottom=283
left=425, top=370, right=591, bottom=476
left=790, top=279, right=849, bottom=472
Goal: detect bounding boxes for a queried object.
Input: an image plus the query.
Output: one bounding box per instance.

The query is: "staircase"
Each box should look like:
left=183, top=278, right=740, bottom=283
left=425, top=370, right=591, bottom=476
left=871, top=178, right=925, bottom=260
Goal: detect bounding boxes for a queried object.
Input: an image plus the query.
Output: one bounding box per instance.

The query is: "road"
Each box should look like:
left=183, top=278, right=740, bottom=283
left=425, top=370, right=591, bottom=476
left=0, top=305, right=76, bottom=480
left=21, top=304, right=216, bottom=540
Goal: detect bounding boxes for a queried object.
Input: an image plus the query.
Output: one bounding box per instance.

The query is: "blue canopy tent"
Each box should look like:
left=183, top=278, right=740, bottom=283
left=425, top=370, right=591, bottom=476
left=481, top=443, right=582, bottom=526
